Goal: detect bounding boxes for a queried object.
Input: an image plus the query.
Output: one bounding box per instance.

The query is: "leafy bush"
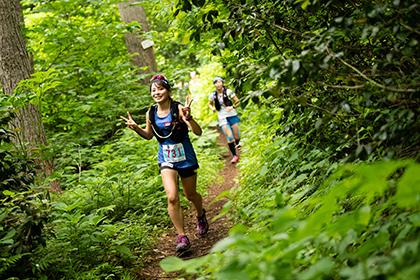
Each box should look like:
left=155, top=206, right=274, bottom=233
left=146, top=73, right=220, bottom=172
left=0, top=95, right=51, bottom=279
left=161, top=120, right=420, bottom=278
left=28, top=125, right=222, bottom=278
left=7, top=0, right=417, bottom=278
left=23, top=0, right=152, bottom=174
left=169, top=0, right=420, bottom=161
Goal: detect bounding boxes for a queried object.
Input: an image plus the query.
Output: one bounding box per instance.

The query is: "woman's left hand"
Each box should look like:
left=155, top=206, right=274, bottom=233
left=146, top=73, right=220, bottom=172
left=182, top=95, right=193, bottom=119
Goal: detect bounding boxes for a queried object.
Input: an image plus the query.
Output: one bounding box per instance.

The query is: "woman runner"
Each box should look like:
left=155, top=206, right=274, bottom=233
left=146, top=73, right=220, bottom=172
left=208, top=76, right=241, bottom=164
left=121, top=74, right=209, bottom=256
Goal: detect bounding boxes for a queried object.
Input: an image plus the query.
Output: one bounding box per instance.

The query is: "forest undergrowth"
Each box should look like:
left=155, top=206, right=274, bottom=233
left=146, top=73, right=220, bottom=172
left=160, top=100, right=420, bottom=280
left=1, top=0, right=419, bottom=279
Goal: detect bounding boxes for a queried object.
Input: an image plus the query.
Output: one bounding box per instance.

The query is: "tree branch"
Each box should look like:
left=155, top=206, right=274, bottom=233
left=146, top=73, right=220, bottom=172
left=322, top=84, right=365, bottom=90
left=272, top=23, right=302, bottom=36
left=400, top=22, right=420, bottom=36
left=263, top=23, right=285, bottom=60
left=328, top=48, right=418, bottom=93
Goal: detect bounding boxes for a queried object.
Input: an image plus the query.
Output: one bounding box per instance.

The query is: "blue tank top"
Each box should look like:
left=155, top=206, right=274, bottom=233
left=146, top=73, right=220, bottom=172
left=154, top=111, right=199, bottom=170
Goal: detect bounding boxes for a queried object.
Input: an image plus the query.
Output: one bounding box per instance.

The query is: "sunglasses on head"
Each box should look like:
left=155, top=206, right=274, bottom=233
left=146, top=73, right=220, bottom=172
left=150, top=75, right=168, bottom=82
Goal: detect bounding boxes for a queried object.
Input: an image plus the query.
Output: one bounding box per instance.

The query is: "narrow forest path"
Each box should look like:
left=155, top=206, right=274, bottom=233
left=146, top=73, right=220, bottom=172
left=137, top=132, right=238, bottom=279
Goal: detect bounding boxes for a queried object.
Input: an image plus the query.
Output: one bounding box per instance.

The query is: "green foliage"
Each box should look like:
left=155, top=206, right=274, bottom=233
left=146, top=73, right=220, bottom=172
left=0, top=95, right=51, bottom=279
left=154, top=3, right=420, bottom=276
left=142, top=0, right=226, bottom=84
left=161, top=112, right=420, bottom=278
left=32, top=203, right=138, bottom=278
left=173, top=0, right=420, bottom=161
left=27, top=125, right=221, bottom=278
left=1, top=1, right=224, bottom=278
left=3, top=0, right=417, bottom=278
left=23, top=0, right=151, bottom=169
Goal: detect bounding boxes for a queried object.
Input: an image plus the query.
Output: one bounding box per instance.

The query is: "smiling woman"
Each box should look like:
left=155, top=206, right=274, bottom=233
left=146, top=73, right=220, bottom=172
left=120, top=74, right=208, bottom=257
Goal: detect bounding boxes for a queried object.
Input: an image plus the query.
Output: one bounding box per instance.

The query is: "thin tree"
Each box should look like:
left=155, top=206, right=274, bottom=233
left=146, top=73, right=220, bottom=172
left=118, top=0, right=158, bottom=82
left=0, top=0, right=59, bottom=191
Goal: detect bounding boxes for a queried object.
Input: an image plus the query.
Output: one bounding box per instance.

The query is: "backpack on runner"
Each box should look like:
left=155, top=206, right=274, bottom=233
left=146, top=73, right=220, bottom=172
left=148, top=100, right=188, bottom=143
left=213, top=87, right=233, bottom=111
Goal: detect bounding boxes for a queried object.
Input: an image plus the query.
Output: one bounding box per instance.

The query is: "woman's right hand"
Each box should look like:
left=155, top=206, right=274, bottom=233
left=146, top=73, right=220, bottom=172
left=120, top=112, right=138, bottom=130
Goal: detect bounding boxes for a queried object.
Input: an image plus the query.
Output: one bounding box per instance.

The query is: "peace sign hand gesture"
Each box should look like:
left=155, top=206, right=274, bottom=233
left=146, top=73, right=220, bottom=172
left=182, top=95, right=193, bottom=119
left=120, top=112, right=138, bottom=130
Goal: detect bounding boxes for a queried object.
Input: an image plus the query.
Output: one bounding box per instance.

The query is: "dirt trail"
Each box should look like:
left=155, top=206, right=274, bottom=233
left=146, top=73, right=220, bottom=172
left=137, top=133, right=238, bottom=279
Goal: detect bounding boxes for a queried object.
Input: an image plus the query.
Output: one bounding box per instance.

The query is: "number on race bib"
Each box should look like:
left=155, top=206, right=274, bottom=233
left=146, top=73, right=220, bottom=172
left=162, top=143, right=186, bottom=163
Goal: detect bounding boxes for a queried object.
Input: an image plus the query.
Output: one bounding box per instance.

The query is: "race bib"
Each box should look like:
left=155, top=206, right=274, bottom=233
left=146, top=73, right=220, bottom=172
left=162, top=143, right=186, bottom=163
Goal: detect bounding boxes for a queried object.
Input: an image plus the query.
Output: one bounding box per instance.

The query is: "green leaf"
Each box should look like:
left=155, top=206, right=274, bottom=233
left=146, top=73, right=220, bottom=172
left=115, top=246, right=132, bottom=257
left=295, top=0, right=311, bottom=10
left=408, top=213, right=420, bottom=226
left=259, top=164, right=268, bottom=176
left=356, top=229, right=390, bottom=258
left=272, top=208, right=297, bottom=232
left=355, top=161, right=405, bottom=203
left=160, top=256, right=185, bottom=272
left=338, top=229, right=357, bottom=254
left=2, top=190, right=15, bottom=197
left=292, top=60, right=300, bottom=74
left=216, top=270, right=250, bottom=280
left=394, top=224, right=413, bottom=246
left=298, top=257, right=335, bottom=280
left=357, top=205, right=371, bottom=226
left=395, top=163, right=420, bottom=208
left=211, top=236, right=237, bottom=252
left=0, top=229, right=16, bottom=245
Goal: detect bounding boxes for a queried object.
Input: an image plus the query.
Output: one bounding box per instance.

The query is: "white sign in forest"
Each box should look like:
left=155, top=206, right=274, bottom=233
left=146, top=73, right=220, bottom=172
left=141, top=39, right=154, bottom=49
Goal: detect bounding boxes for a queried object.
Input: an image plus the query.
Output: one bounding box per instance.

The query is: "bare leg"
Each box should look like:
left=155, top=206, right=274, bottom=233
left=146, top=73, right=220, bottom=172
left=221, top=124, right=235, bottom=144
left=231, top=123, right=240, bottom=142
left=221, top=124, right=237, bottom=157
left=181, top=173, right=204, bottom=216
left=161, top=169, right=185, bottom=235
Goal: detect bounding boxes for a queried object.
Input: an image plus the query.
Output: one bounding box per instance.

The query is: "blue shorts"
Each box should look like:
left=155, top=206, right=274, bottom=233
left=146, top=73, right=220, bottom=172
left=226, top=115, right=240, bottom=125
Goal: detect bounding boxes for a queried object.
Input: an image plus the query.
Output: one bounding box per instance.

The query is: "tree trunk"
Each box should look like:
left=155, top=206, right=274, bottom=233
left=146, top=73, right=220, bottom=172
left=0, top=0, right=60, bottom=191
left=118, top=1, right=158, bottom=82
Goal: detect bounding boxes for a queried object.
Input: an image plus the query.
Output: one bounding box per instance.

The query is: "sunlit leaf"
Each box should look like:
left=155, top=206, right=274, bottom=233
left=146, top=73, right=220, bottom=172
left=395, top=163, right=420, bottom=208
left=297, top=257, right=335, bottom=280
left=160, top=256, right=186, bottom=272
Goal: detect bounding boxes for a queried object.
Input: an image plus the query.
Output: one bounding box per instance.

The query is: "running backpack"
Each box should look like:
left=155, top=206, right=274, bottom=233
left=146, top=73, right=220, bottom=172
left=148, top=100, right=189, bottom=143
left=213, top=87, right=233, bottom=111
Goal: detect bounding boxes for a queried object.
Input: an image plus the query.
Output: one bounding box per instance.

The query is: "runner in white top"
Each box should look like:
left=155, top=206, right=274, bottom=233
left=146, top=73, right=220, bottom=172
left=208, top=76, right=241, bottom=164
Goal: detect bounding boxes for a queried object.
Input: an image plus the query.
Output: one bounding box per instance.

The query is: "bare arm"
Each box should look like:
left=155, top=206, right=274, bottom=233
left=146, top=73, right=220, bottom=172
left=120, top=111, right=153, bottom=140
left=184, top=116, right=202, bottom=136
left=208, top=100, right=216, bottom=112
left=232, top=95, right=240, bottom=108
